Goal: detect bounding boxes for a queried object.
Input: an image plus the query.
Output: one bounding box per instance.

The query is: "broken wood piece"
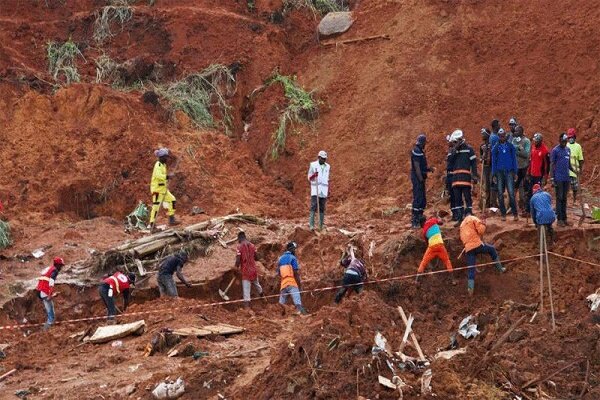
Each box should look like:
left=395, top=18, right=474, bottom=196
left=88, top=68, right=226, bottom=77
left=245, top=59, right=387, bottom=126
left=529, top=312, right=538, bottom=323
left=522, top=358, right=584, bottom=389
left=173, top=323, right=244, bottom=338
left=88, top=320, right=146, bottom=344
left=172, top=327, right=213, bottom=337
left=490, top=315, right=527, bottom=353
left=434, top=348, right=467, bottom=360
left=378, top=375, right=397, bottom=390
left=322, top=34, right=391, bottom=47
left=0, top=368, right=17, bottom=382
left=397, top=306, right=426, bottom=361
left=398, top=314, right=414, bottom=354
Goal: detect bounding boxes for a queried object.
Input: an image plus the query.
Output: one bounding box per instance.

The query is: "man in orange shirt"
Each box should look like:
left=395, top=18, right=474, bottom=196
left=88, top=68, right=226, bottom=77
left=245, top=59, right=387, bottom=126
left=276, top=242, right=307, bottom=315
left=460, top=215, right=506, bottom=295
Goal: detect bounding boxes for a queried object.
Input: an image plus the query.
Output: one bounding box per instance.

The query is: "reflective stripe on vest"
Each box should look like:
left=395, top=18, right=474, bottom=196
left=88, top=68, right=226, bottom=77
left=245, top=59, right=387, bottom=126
left=38, top=276, right=52, bottom=282
left=279, top=264, right=297, bottom=289
left=109, top=276, right=121, bottom=294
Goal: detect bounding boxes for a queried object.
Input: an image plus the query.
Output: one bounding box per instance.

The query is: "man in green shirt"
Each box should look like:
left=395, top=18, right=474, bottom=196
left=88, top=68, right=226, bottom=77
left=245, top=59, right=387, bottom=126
left=567, top=128, right=584, bottom=204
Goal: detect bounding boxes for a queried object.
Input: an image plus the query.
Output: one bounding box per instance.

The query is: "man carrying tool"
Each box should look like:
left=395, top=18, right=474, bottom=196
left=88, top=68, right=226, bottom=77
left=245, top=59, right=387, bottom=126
left=567, top=128, right=584, bottom=204
left=530, top=184, right=556, bottom=244
left=99, top=271, right=136, bottom=320
left=410, top=134, right=434, bottom=228
left=307, top=150, right=330, bottom=231
left=148, top=148, right=179, bottom=233
left=235, top=231, right=265, bottom=308
left=35, top=257, right=65, bottom=330
left=512, top=125, right=531, bottom=215
left=550, top=133, right=573, bottom=226
left=157, top=250, right=192, bottom=297
left=448, top=130, right=478, bottom=226
left=479, top=128, right=492, bottom=211
left=525, top=133, right=550, bottom=215
left=460, top=215, right=506, bottom=295
left=276, top=242, right=307, bottom=315
left=492, top=129, right=519, bottom=221
left=416, top=214, right=454, bottom=283
left=334, top=245, right=368, bottom=304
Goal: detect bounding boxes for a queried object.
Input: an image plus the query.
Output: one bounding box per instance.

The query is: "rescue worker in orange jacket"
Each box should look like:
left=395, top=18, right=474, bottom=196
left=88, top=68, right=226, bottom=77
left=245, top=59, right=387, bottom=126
left=99, top=271, right=136, bottom=319
left=35, top=257, right=65, bottom=330
left=276, top=242, right=307, bottom=315
left=459, top=215, right=505, bottom=295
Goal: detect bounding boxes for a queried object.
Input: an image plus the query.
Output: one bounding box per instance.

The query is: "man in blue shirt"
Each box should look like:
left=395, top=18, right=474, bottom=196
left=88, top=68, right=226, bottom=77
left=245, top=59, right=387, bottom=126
left=550, top=133, right=573, bottom=226
left=530, top=183, right=556, bottom=243
left=492, top=129, right=519, bottom=220
left=157, top=251, right=192, bottom=297
left=410, top=134, right=434, bottom=228
left=277, top=242, right=307, bottom=315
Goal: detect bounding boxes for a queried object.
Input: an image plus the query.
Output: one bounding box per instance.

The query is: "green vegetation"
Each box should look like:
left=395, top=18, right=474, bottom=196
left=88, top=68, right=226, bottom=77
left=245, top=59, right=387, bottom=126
left=47, top=39, right=85, bottom=85
left=266, top=73, right=319, bottom=159
left=156, top=64, right=236, bottom=133
left=93, top=0, right=134, bottom=43
left=0, top=220, right=12, bottom=250
left=284, top=0, right=348, bottom=15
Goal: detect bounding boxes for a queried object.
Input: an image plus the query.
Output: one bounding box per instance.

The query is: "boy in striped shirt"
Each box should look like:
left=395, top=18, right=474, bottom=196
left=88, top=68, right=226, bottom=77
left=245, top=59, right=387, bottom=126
left=416, top=215, right=454, bottom=282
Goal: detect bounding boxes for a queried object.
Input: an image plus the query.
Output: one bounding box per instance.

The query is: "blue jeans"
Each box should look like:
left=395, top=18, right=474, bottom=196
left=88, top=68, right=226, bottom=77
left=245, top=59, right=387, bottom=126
left=42, top=297, right=55, bottom=327
left=466, top=244, right=499, bottom=281
left=496, top=171, right=517, bottom=216
left=279, top=286, right=303, bottom=310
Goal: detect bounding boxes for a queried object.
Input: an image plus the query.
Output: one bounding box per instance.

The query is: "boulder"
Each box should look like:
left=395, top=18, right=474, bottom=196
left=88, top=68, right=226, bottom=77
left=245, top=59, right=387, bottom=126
left=318, top=12, right=354, bottom=37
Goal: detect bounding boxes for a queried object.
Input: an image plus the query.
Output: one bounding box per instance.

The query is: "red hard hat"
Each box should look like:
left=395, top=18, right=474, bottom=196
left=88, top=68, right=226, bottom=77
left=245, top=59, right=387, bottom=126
left=53, top=257, right=65, bottom=266
left=532, top=184, right=541, bottom=193
left=567, top=128, right=576, bottom=138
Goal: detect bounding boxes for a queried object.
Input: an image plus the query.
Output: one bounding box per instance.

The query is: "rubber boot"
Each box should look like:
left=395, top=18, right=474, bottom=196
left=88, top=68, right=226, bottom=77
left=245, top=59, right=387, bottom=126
left=148, top=222, right=156, bottom=234
left=411, top=211, right=420, bottom=228
left=169, top=215, right=180, bottom=226
left=319, top=212, right=325, bottom=231
left=467, top=279, right=475, bottom=296
left=453, top=209, right=464, bottom=228
left=309, top=211, right=315, bottom=231
left=495, top=261, right=506, bottom=273
left=296, top=306, right=308, bottom=315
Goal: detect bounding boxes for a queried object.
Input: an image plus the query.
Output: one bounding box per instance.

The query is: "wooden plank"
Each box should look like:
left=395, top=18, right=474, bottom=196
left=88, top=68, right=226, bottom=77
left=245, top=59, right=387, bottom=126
left=397, top=306, right=426, bottom=361
left=203, top=323, right=245, bottom=335
left=88, top=320, right=146, bottom=344
left=172, top=327, right=212, bottom=337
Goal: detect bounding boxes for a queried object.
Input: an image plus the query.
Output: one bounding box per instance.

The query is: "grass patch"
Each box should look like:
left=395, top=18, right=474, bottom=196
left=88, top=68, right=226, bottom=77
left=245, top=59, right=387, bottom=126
left=0, top=220, right=12, bottom=250
left=284, top=0, right=348, bottom=15
left=93, top=0, right=134, bottom=43
left=155, top=64, right=236, bottom=133
left=266, top=73, right=319, bottom=159
left=47, top=39, right=85, bottom=85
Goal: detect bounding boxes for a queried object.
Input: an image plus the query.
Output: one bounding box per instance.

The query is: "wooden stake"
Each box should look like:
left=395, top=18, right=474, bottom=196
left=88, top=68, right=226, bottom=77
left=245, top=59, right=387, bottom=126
left=397, top=306, right=426, bottom=361
left=0, top=368, right=16, bottom=382
left=542, top=228, right=556, bottom=331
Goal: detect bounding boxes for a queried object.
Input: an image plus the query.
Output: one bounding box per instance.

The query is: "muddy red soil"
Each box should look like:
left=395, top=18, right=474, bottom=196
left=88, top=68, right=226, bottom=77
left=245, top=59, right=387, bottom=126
left=1, top=0, right=600, bottom=399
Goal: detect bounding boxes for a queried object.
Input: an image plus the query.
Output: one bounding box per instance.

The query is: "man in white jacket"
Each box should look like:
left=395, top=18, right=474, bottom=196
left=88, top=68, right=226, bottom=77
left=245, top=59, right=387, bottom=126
left=307, top=150, right=330, bottom=231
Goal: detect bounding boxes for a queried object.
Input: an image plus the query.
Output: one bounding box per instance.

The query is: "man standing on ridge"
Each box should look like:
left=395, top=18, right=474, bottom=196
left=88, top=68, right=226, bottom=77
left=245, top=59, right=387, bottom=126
left=99, top=271, right=136, bottom=320
left=480, top=128, right=492, bottom=211
left=308, top=151, right=330, bottom=231
left=512, top=125, right=531, bottom=215
left=235, top=231, right=265, bottom=308
left=410, top=134, right=434, bottom=228
left=488, top=120, right=500, bottom=207
left=35, top=257, right=65, bottom=330
left=492, top=129, right=519, bottom=221
left=526, top=133, right=550, bottom=215
left=567, top=128, right=584, bottom=204
left=550, top=133, right=573, bottom=226
left=148, top=148, right=179, bottom=233
left=448, top=130, right=478, bottom=226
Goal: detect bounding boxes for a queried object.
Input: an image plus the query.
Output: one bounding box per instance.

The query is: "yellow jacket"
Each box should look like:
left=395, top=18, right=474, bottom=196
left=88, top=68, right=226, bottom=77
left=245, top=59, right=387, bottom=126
left=150, top=161, right=168, bottom=194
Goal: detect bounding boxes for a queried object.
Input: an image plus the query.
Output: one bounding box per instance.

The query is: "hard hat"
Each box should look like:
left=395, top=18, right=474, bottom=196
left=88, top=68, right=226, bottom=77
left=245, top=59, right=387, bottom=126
left=154, top=148, right=169, bottom=158
left=509, top=117, right=517, bottom=125
left=450, top=129, right=463, bottom=142
left=567, top=128, right=576, bottom=138
left=480, top=128, right=490, bottom=137
left=53, top=257, right=65, bottom=266
left=318, top=150, right=327, bottom=159
left=286, top=241, right=298, bottom=252
left=533, top=132, right=543, bottom=142
left=416, top=134, right=426, bottom=145
left=532, top=184, right=542, bottom=193
left=498, top=128, right=506, bottom=136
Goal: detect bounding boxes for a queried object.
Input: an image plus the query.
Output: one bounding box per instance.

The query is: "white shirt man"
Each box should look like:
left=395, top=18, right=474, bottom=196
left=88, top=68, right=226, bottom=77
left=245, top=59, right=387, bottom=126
left=307, top=150, right=330, bottom=230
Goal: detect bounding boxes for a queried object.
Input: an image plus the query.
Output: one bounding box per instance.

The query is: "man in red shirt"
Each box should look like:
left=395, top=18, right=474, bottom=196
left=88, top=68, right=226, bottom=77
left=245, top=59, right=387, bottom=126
left=525, top=133, right=550, bottom=215
left=35, top=257, right=65, bottom=330
left=235, top=231, right=264, bottom=308
left=99, top=271, right=136, bottom=320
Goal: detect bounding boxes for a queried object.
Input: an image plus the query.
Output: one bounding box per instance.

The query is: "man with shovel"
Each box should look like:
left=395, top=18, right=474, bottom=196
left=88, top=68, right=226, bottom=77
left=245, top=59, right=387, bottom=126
left=157, top=250, right=192, bottom=297
left=308, top=150, right=330, bottom=231
left=235, top=231, right=265, bottom=308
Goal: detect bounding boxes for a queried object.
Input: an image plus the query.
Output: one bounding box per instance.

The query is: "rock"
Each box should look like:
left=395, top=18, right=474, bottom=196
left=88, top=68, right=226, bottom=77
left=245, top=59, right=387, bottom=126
left=191, top=206, right=204, bottom=215
left=152, top=377, right=185, bottom=399
left=318, top=12, right=354, bottom=37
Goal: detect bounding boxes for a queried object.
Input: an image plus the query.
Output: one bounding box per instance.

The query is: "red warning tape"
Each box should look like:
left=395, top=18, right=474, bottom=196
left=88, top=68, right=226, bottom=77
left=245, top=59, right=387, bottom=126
left=0, top=252, right=563, bottom=332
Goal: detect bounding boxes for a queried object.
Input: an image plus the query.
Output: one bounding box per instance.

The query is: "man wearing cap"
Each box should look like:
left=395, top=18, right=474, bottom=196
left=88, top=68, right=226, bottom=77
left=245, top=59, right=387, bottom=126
left=157, top=250, right=192, bottom=297
left=276, top=242, right=307, bottom=315
left=35, top=257, right=65, bottom=330
left=526, top=133, right=550, bottom=215
left=530, top=184, right=556, bottom=243
left=550, top=133, right=573, bottom=226
left=307, top=151, right=330, bottom=231
left=410, top=134, right=434, bottom=228
left=492, top=128, right=519, bottom=221
left=512, top=125, right=531, bottom=214
left=448, top=130, right=478, bottom=226
left=235, top=231, right=265, bottom=308
left=479, top=128, right=492, bottom=210
left=99, top=271, right=136, bottom=320
left=508, top=116, right=518, bottom=139
left=148, top=148, right=179, bottom=233
left=567, top=128, right=584, bottom=204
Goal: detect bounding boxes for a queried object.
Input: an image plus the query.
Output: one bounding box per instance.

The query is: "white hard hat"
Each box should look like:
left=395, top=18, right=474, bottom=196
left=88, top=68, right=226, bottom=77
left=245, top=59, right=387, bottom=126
left=318, top=150, right=327, bottom=159
left=450, top=129, right=463, bottom=142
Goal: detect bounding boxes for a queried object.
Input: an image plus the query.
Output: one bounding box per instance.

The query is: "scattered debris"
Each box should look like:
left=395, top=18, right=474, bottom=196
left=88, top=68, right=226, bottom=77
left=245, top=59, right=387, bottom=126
left=167, top=342, right=196, bottom=358
left=458, top=315, right=480, bottom=339
left=14, top=389, right=31, bottom=399
left=318, top=12, right=354, bottom=37
left=191, top=206, right=205, bottom=215
left=87, top=320, right=146, bottom=344
left=152, top=377, right=185, bottom=399
left=378, top=375, right=397, bottom=390
left=434, top=348, right=467, bottom=360
left=120, top=384, right=136, bottom=397
left=397, top=306, right=427, bottom=361
left=125, top=202, right=149, bottom=231
left=173, top=323, right=245, bottom=338
left=327, top=336, right=340, bottom=351
left=31, top=249, right=45, bottom=259
left=193, top=351, right=210, bottom=360
left=420, top=369, right=433, bottom=395
left=111, top=340, right=124, bottom=348
left=586, top=289, right=600, bottom=311
left=373, top=331, right=392, bottom=356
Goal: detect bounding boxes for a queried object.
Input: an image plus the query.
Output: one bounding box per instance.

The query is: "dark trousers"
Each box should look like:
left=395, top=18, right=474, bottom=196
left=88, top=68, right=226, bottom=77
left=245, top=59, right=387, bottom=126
left=555, top=181, right=569, bottom=222
left=466, top=244, right=499, bottom=281
left=447, top=175, right=459, bottom=220
left=525, top=176, right=543, bottom=213
left=99, top=283, right=117, bottom=318
left=480, top=165, right=492, bottom=210
left=452, top=185, right=472, bottom=220
left=411, top=176, right=426, bottom=225
left=515, top=167, right=528, bottom=210
left=310, top=196, right=327, bottom=229
left=334, top=273, right=364, bottom=303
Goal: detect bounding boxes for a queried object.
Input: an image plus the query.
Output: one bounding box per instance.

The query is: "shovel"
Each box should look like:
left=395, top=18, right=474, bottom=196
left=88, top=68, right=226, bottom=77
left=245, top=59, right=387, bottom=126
left=218, top=277, right=236, bottom=301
